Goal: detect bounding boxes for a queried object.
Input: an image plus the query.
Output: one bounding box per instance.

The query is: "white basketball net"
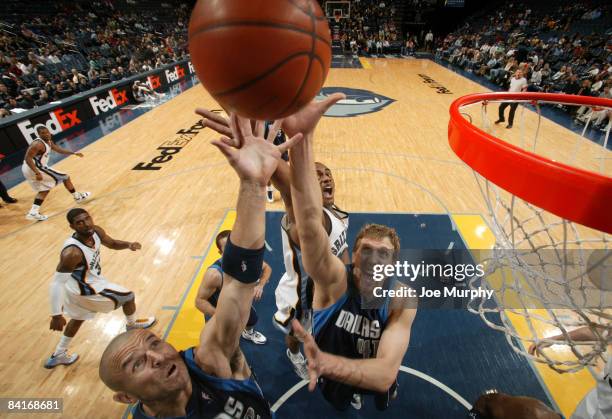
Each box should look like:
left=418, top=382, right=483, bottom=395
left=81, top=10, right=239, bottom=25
left=460, top=98, right=611, bottom=373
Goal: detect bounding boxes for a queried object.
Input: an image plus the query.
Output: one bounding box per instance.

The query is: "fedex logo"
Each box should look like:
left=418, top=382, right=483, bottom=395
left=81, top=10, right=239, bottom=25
left=165, top=66, right=185, bottom=83
left=188, top=62, right=195, bottom=74
left=17, top=108, right=81, bottom=143
left=89, top=88, right=128, bottom=115
left=147, top=75, right=161, bottom=90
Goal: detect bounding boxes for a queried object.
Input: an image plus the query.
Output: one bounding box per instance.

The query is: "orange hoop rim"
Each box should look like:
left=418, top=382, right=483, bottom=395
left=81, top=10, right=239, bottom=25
left=448, top=92, right=612, bottom=234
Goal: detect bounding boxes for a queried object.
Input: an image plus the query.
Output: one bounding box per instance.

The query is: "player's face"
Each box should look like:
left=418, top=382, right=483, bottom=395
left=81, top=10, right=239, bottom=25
left=113, top=330, right=190, bottom=401
left=353, top=236, right=395, bottom=294
left=315, top=162, right=335, bottom=207
left=70, top=212, right=95, bottom=237
left=38, top=127, right=52, bottom=141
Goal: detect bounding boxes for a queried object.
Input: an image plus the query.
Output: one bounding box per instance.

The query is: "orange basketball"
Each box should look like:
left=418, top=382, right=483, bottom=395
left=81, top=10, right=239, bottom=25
left=188, top=0, right=331, bottom=120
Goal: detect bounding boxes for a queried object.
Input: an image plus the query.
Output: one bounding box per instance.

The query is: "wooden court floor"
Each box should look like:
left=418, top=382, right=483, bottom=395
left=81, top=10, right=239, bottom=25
left=0, top=59, right=607, bottom=418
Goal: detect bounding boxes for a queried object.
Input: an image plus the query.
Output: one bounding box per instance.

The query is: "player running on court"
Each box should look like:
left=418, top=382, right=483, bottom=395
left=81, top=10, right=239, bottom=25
left=45, top=208, right=155, bottom=368
left=22, top=126, right=90, bottom=221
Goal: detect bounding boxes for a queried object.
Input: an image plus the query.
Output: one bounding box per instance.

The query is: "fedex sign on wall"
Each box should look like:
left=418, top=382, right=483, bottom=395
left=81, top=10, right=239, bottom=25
left=89, top=88, right=129, bottom=115
left=16, top=108, right=82, bottom=143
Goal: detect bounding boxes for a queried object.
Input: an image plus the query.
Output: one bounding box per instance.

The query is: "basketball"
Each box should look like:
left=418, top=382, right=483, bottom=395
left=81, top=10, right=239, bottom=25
left=188, top=0, right=331, bottom=120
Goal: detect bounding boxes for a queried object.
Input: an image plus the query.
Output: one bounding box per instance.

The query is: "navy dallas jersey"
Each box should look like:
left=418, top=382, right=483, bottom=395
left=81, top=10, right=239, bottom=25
left=133, top=348, right=272, bottom=419
left=311, top=264, right=395, bottom=411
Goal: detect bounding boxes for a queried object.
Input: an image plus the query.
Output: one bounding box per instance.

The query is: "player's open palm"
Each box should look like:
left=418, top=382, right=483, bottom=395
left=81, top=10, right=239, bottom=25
left=212, top=114, right=302, bottom=185
left=282, top=93, right=345, bottom=137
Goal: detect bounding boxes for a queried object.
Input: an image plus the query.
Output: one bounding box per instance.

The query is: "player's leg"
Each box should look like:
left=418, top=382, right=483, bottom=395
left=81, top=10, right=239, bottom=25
left=44, top=319, right=84, bottom=368
left=241, top=306, right=267, bottom=344
left=274, top=273, right=309, bottom=379
left=26, top=190, right=50, bottom=221
left=61, top=175, right=91, bottom=203
left=101, top=285, right=156, bottom=330
left=285, top=332, right=309, bottom=380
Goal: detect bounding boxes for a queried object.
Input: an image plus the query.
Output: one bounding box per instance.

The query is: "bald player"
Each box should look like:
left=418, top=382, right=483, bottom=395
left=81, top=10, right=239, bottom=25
left=99, top=115, right=302, bottom=418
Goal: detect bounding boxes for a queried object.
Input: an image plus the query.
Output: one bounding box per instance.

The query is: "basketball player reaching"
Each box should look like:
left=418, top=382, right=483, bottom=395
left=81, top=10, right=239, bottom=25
left=530, top=325, right=611, bottom=419
left=197, top=108, right=350, bottom=381
left=22, top=126, right=91, bottom=221
left=46, top=208, right=155, bottom=368
left=99, top=114, right=302, bottom=418
left=468, top=324, right=611, bottom=419
left=284, top=94, right=418, bottom=411
left=469, top=390, right=562, bottom=419
left=195, top=229, right=271, bottom=345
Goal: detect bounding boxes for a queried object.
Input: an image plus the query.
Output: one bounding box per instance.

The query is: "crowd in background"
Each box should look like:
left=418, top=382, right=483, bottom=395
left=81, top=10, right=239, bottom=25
left=0, top=0, right=191, bottom=118
left=322, top=0, right=403, bottom=55
left=435, top=0, right=611, bottom=129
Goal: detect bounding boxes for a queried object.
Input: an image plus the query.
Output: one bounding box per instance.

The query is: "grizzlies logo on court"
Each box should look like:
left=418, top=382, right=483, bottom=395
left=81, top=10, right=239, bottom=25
left=316, top=87, right=395, bottom=118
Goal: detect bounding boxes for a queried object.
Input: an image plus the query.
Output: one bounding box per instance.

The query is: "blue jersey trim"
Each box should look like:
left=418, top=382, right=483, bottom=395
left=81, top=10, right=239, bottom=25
left=183, top=348, right=264, bottom=397
left=209, top=258, right=223, bottom=275
left=313, top=293, right=349, bottom=337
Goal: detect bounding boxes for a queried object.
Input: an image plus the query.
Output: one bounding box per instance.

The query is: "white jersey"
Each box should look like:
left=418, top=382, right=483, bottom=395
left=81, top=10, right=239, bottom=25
left=273, top=205, right=349, bottom=332
left=22, top=139, right=51, bottom=173
left=62, top=232, right=107, bottom=295
left=21, top=138, right=68, bottom=191
left=572, top=353, right=612, bottom=419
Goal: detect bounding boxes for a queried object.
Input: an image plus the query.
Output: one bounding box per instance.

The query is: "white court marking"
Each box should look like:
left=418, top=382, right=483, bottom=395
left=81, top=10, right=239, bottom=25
left=271, top=365, right=473, bottom=412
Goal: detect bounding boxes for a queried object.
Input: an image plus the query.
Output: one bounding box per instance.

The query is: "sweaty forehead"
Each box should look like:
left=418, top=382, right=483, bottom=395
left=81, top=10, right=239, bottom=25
left=315, top=162, right=331, bottom=172
left=109, top=329, right=154, bottom=371
left=72, top=212, right=90, bottom=223
left=359, top=236, right=394, bottom=251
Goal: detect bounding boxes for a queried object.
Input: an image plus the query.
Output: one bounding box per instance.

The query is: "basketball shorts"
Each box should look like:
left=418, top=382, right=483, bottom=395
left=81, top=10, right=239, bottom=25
left=22, top=164, right=68, bottom=192
left=273, top=272, right=299, bottom=334
left=273, top=272, right=314, bottom=335
left=63, top=282, right=134, bottom=320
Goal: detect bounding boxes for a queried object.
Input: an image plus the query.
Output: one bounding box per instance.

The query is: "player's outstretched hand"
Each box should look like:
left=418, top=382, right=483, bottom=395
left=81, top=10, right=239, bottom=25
left=50, top=314, right=66, bottom=332
left=282, top=93, right=345, bottom=138
left=211, top=114, right=302, bottom=185
left=195, top=108, right=234, bottom=144
left=292, top=319, right=325, bottom=391
left=129, top=242, right=142, bottom=251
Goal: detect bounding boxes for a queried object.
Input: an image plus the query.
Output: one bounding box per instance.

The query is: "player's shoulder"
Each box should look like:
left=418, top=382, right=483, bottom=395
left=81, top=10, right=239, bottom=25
left=207, top=258, right=224, bottom=274
left=60, top=243, right=85, bottom=262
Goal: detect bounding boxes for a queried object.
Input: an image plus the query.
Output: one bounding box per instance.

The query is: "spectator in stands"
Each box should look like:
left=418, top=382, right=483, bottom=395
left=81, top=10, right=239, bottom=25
left=425, top=30, right=434, bottom=52
left=0, top=0, right=190, bottom=109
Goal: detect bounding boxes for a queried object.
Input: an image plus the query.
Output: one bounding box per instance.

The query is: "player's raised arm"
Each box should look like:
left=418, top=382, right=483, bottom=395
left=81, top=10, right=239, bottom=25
left=284, top=95, right=346, bottom=296
left=196, top=109, right=296, bottom=221
left=94, top=226, right=141, bottom=251
left=197, top=114, right=302, bottom=376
